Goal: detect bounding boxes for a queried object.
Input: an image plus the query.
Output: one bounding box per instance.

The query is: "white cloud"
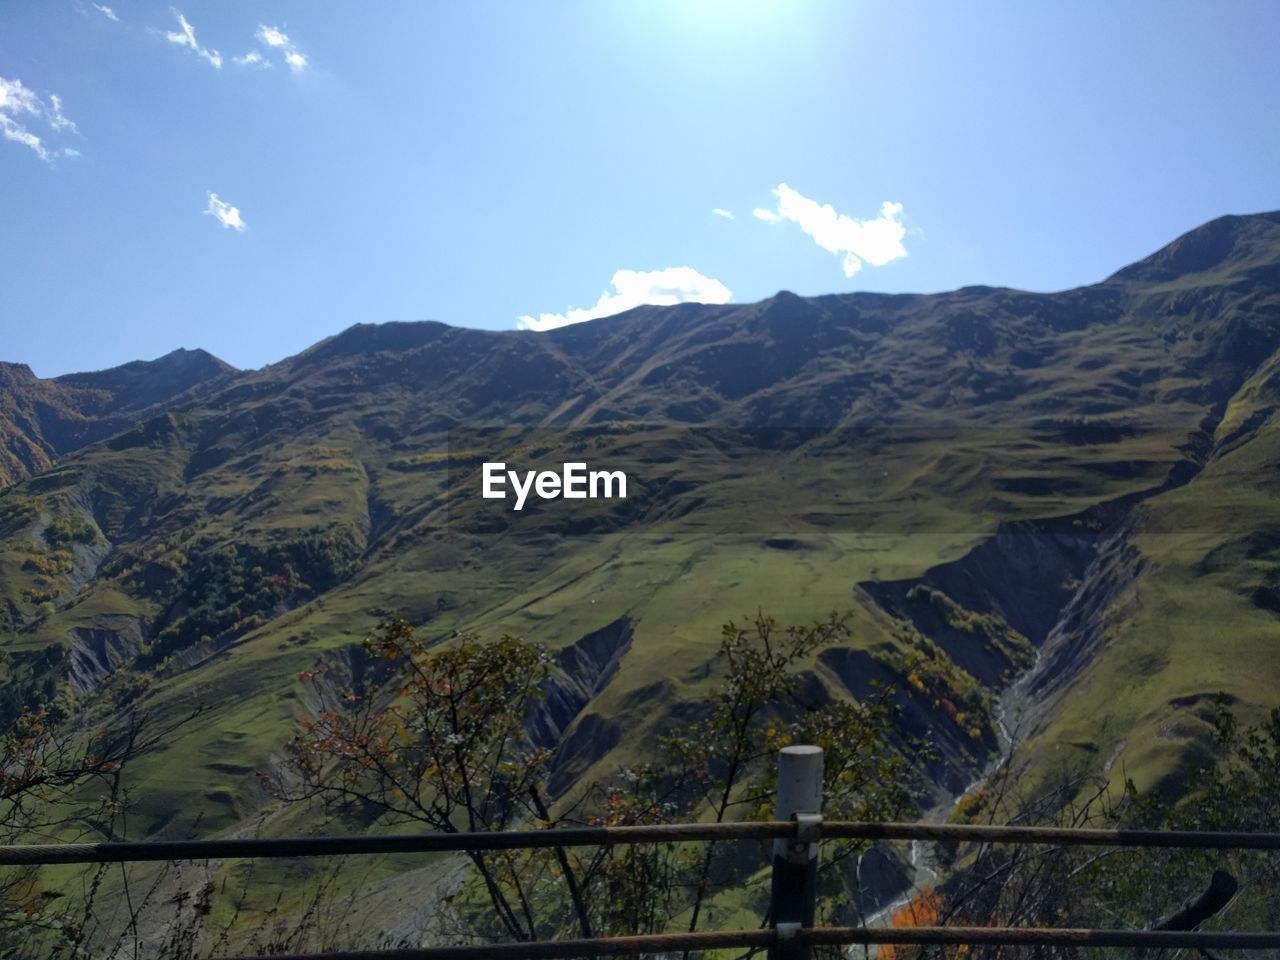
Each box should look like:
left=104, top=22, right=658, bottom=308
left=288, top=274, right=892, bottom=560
left=257, top=25, right=290, bottom=48
left=47, top=94, right=77, bottom=133
left=93, top=3, right=119, bottom=21
left=233, top=50, right=272, bottom=69
left=0, top=116, right=46, bottom=158
left=0, top=76, right=41, bottom=119
left=753, top=183, right=907, bottom=278
left=255, top=25, right=308, bottom=72
left=0, top=76, right=80, bottom=162
left=166, top=10, right=222, bottom=69
left=517, top=267, right=732, bottom=332
left=712, top=208, right=735, bottom=220
left=204, top=192, right=246, bottom=231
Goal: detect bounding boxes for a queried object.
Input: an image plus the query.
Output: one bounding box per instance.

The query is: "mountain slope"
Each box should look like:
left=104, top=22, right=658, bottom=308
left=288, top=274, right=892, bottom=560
left=0, top=211, right=1278, bottom=862
left=0, top=348, right=236, bottom=488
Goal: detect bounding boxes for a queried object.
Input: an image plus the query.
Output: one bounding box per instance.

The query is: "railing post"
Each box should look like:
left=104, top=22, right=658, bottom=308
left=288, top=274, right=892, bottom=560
left=768, top=745, right=823, bottom=960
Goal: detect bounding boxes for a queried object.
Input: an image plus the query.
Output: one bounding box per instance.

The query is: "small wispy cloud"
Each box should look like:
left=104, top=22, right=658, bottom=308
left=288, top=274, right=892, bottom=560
left=517, top=267, right=733, bottom=332
left=0, top=76, right=80, bottom=163
left=166, top=9, right=222, bottom=69
left=47, top=95, right=77, bottom=133
left=255, top=25, right=308, bottom=72
left=712, top=208, right=735, bottom=220
left=204, top=192, right=246, bottom=231
left=163, top=16, right=310, bottom=75
left=92, top=3, right=119, bottom=21
left=232, top=50, right=272, bottom=69
left=754, top=184, right=907, bottom=278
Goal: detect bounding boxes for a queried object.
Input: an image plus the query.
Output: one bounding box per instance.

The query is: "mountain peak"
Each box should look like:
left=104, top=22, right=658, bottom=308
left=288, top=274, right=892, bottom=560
left=55, top=347, right=236, bottom=383
left=156, top=346, right=231, bottom=366
left=0, top=361, right=38, bottom=384
left=146, top=347, right=237, bottom=379
left=0, top=348, right=239, bottom=488
left=1108, top=210, right=1280, bottom=285
left=295, top=320, right=455, bottom=366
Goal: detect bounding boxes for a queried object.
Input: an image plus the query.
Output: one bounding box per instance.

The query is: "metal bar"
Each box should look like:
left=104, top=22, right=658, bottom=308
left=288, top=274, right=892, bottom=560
left=768, top=746, right=823, bottom=960
left=210, top=926, right=1280, bottom=959
left=5, top=819, right=1280, bottom=866
left=217, top=930, right=774, bottom=960
left=822, top=821, right=1280, bottom=849
left=817, top=927, right=1280, bottom=948
left=0, top=823, right=793, bottom=866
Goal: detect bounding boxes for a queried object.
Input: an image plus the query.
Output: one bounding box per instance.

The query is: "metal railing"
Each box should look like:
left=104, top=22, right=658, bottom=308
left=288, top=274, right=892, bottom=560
left=6, top=746, right=1278, bottom=959
left=6, top=819, right=1280, bottom=866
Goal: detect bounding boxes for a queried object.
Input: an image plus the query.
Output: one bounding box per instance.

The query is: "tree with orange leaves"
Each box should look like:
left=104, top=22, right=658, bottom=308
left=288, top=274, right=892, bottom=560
left=878, top=887, right=944, bottom=960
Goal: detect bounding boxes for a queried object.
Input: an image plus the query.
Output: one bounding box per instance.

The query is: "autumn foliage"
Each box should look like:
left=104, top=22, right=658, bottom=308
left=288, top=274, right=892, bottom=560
left=878, top=887, right=953, bottom=960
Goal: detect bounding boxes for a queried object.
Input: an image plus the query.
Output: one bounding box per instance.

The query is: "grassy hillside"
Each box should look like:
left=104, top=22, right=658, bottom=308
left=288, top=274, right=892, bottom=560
left=1, top=212, right=1279, bottom=930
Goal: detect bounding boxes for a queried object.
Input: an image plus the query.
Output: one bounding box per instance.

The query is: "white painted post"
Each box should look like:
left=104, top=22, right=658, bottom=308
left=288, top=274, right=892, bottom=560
left=768, top=745, right=823, bottom=960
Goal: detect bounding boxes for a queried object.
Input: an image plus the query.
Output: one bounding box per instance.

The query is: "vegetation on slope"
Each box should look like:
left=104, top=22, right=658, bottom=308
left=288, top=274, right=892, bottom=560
left=0, top=211, right=1278, bottom=948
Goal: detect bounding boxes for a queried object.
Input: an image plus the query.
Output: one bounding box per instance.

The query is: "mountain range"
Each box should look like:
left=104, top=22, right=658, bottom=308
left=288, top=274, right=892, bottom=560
left=2, top=211, right=1279, bottom=917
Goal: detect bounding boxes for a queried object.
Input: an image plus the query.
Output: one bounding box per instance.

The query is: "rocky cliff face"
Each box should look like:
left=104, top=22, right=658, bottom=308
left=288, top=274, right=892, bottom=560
left=527, top=616, right=634, bottom=792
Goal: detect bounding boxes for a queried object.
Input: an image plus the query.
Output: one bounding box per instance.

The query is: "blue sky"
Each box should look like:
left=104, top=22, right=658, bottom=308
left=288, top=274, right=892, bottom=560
left=2, top=1, right=1278, bottom=377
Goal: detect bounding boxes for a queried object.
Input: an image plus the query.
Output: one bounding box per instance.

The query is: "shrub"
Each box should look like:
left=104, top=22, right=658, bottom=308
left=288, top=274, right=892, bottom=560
left=43, top=513, right=100, bottom=547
